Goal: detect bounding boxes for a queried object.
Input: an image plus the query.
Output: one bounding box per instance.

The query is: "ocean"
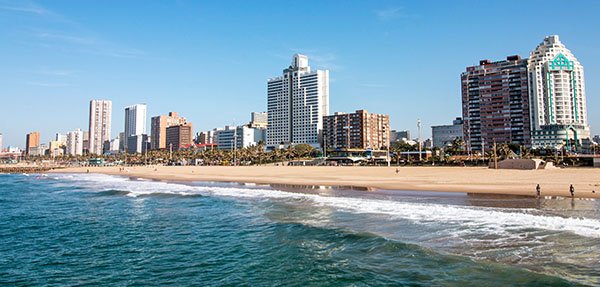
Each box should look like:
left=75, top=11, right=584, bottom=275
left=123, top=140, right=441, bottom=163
left=0, top=173, right=598, bottom=286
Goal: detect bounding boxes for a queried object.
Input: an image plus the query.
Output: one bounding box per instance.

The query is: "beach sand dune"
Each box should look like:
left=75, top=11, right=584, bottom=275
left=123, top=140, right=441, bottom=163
left=52, top=165, right=600, bottom=198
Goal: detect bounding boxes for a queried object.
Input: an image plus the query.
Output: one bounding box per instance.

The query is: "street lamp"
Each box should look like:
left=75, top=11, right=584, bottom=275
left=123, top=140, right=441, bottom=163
left=417, top=119, right=422, bottom=162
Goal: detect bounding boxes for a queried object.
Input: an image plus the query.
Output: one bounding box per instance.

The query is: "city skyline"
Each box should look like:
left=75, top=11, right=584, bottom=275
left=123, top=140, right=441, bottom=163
left=1, top=1, right=599, bottom=147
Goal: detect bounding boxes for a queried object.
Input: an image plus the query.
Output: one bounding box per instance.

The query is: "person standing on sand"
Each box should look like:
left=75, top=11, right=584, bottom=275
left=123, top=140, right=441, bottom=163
left=396, top=168, right=399, bottom=174
left=536, top=184, right=541, bottom=198
left=570, top=184, right=575, bottom=198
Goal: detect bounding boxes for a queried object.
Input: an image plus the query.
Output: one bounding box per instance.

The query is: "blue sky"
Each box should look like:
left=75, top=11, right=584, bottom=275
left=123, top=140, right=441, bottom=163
left=0, top=0, right=599, bottom=148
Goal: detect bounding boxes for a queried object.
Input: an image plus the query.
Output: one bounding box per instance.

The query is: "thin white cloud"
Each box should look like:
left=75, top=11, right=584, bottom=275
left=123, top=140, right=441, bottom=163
left=375, top=7, right=419, bottom=21
left=38, top=33, right=97, bottom=45
left=307, top=52, right=343, bottom=71
left=36, top=32, right=147, bottom=59
left=3, top=1, right=147, bottom=59
left=27, top=68, right=79, bottom=77
left=362, top=83, right=391, bottom=88
left=0, top=1, right=48, bottom=15
left=26, top=82, right=71, bottom=87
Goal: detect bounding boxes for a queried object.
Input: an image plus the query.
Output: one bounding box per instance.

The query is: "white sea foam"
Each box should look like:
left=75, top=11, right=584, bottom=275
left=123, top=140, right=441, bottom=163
left=54, top=173, right=600, bottom=238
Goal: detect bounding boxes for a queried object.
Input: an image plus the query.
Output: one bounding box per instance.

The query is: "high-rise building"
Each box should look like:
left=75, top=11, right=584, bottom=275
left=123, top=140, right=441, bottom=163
left=216, top=125, right=266, bottom=150
left=55, top=133, right=67, bottom=143
left=390, top=130, right=410, bottom=142
left=124, top=104, right=147, bottom=153
left=151, top=112, right=187, bottom=149
left=251, top=112, right=268, bottom=124
left=461, top=55, right=531, bottom=151
left=127, top=134, right=149, bottom=154
left=25, top=131, right=40, bottom=155
left=124, top=104, right=147, bottom=137
left=431, top=118, right=464, bottom=148
left=89, top=100, right=112, bottom=155
left=66, top=129, right=84, bottom=155
left=323, top=110, right=390, bottom=150
left=267, top=54, right=329, bottom=148
left=166, top=123, right=193, bottom=151
left=104, top=138, right=121, bottom=154
left=82, top=131, right=89, bottom=153
left=118, top=132, right=126, bottom=152
left=528, top=35, right=590, bottom=151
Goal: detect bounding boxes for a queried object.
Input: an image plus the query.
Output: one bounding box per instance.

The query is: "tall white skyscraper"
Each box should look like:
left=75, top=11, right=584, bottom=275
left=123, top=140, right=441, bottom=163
left=267, top=54, right=329, bottom=148
left=528, top=35, right=590, bottom=150
left=89, top=100, right=112, bottom=155
left=66, top=129, right=83, bottom=155
left=124, top=104, right=147, bottom=137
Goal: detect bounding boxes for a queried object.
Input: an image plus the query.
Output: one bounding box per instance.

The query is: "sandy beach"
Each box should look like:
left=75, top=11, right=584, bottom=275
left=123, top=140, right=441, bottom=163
left=50, top=165, right=600, bottom=199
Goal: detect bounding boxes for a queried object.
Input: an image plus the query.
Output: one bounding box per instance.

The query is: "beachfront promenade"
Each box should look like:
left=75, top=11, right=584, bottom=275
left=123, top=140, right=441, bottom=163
left=52, top=166, right=600, bottom=199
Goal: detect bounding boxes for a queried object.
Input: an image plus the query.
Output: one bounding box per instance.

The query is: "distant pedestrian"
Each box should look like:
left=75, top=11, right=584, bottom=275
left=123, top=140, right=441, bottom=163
left=395, top=168, right=399, bottom=174
left=536, top=184, right=541, bottom=198
left=570, top=184, right=575, bottom=198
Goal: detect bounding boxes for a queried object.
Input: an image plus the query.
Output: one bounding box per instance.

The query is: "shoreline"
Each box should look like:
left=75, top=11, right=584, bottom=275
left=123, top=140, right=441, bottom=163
left=48, top=165, right=600, bottom=199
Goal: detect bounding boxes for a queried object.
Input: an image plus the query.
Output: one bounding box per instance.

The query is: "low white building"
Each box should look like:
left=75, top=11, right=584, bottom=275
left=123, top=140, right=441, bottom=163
left=29, top=144, right=48, bottom=156
left=216, top=125, right=266, bottom=150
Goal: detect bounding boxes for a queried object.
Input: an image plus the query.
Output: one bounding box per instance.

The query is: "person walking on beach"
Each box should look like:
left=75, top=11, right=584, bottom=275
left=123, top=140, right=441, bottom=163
left=536, top=184, right=541, bottom=198
left=570, top=184, right=575, bottom=198
left=395, top=168, right=399, bottom=174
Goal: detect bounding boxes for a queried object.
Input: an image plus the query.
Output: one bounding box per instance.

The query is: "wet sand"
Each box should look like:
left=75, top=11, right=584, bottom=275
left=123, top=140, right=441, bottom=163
left=51, top=165, right=600, bottom=198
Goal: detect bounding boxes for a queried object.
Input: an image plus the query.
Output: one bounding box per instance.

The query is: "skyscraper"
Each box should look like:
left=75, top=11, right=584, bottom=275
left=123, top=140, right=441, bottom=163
left=267, top=54, right=329, bottom=148
left=66, top=129, right=83, bottom=155
left=150, top=112, right=187, bottom=150
left=25, top=131, right=40, bottom=155
left=124, top=104, right=147, bottom=137
left=528, top=35, right=590, bottom=151
left=461, top=55, right=531, bottom=151
left=89, top=100, right=112, bottom=155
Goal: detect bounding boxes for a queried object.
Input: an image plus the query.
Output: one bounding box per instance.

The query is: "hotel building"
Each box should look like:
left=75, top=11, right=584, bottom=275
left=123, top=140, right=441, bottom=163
left=66, top=129, right=84, bottom=155
left=165, top=123, right=193, bottom=151
left=89, top=100, right=112, bottom=155
left=124, top=104, right=147, bottom=137
left=267, top=54, right=329, bottom=148
left=528, top=35, right=590, bottom=151
left=461, top=55, right=531, bottom=151
left=25, top=131, right=40, bottom=155
left=323, top=110, right=390, bottom=150
left=151, top=112, right=187, bottom=150
left=124, top=104, right=147, bottom=153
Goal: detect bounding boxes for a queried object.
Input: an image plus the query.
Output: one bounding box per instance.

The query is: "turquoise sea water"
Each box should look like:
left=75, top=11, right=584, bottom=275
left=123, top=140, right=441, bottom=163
left=0, top=173, right=599, bottom=286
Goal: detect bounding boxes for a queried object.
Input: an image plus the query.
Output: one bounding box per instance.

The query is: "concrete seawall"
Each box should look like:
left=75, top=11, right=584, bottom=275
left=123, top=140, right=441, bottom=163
left=0, top=167, right=62, bottom=174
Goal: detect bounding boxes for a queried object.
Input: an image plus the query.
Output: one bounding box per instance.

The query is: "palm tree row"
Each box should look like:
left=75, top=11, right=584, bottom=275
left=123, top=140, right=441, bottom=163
left=25, top=142, right=319, bottom=166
